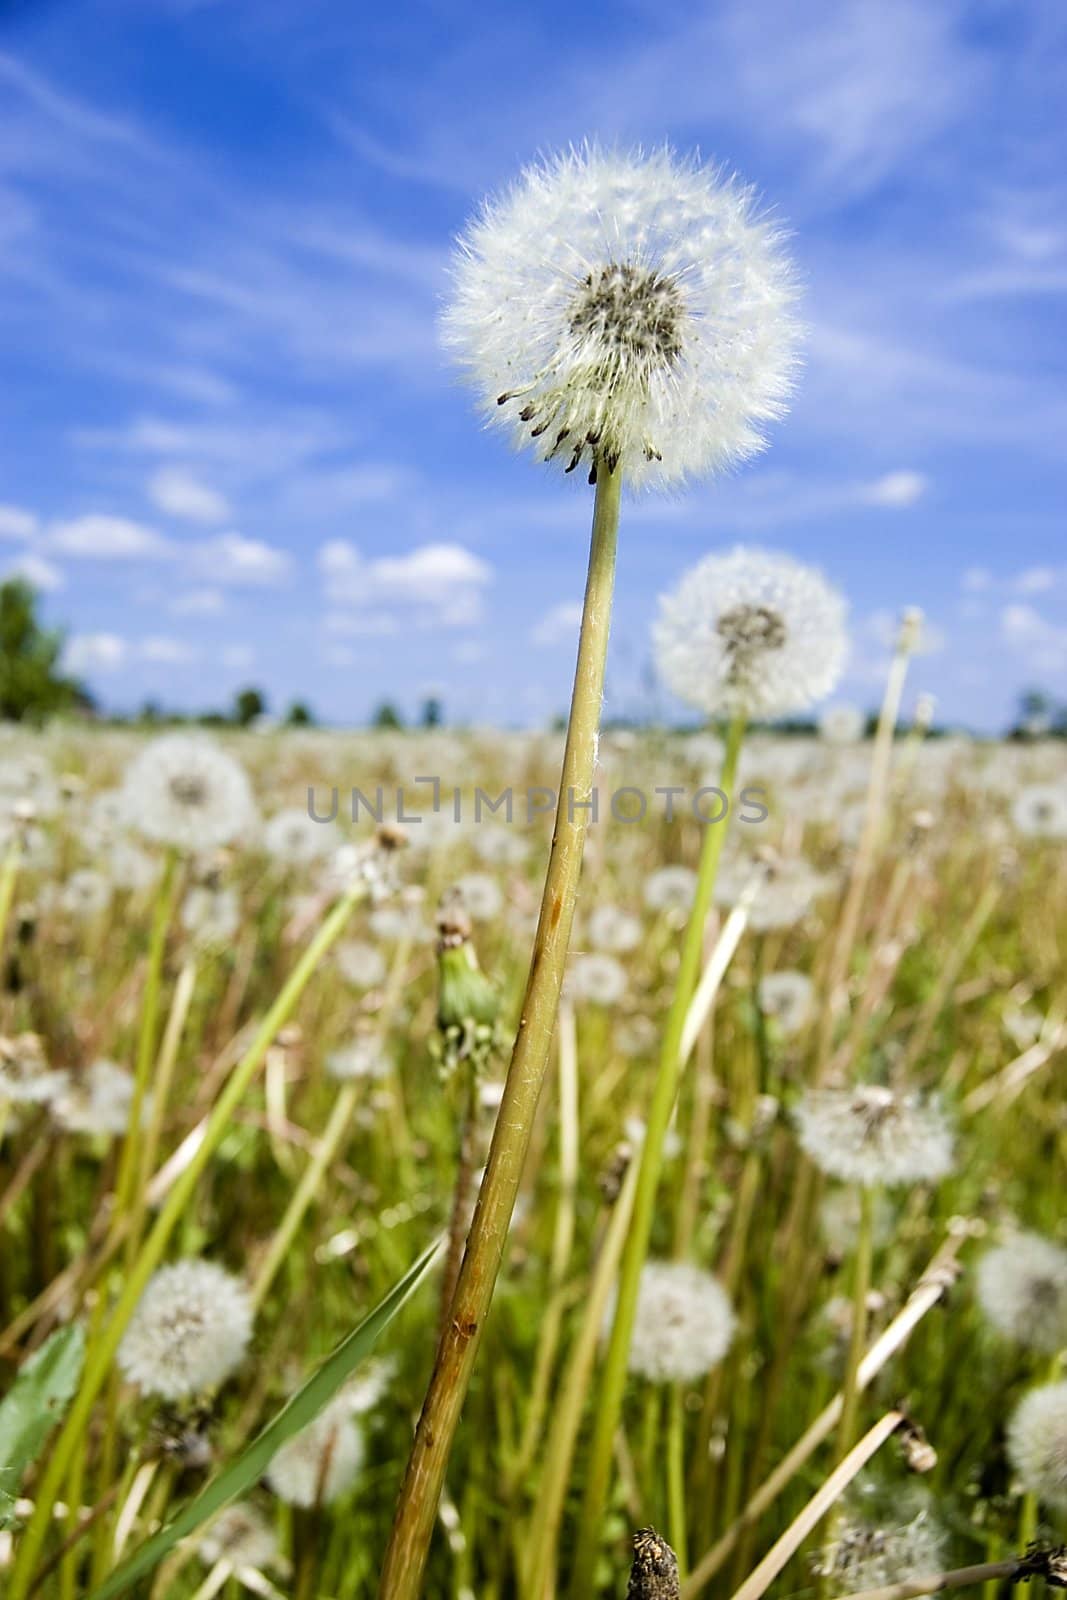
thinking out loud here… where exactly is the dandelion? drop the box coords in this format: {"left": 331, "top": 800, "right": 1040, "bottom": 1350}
{"left": 758, "top": 970, "right": 814, "bottom": 1036}
{"left": 612, "top": 1261, "right": 735, "bottom": 1383}
{"left": 976, "top": 1232, "right": 1067, "bottom": 1353}
{"left": 1012, "top": 783, "right": 1067, "bottom": 840}
{"left": 454, "top": 872, "right": 504, "bottom": 922}
{"left": 198, "top": 1503, "right": 278, "bottom": 1574}
{"left": 643, "top": 865, "right": 697, "bottom": 916}
{"left": 102, "top": 838, "right": 161, "bottom": 893}
{"left": 120, "top": 734, "right": 256, "bottom": 852}
{"left": 794, "top": 1085, "right": 954, "bottom": 1189}
{"left": 819, "top": 704, "right": 866, "bottom": 745}
{"left": 1007, "top": 1382, "right": 1067, "bottom": 1509}
{"left": 263, "top": 805, "right": 337, "bottom": 865}
{"left": 567, "top": 951, "right": 628, "bottom": 1007}
{"left": 444, "top": 144, "right": 799, "bottom": 488}
{"left": 0, "top": 1033, "right": 69, "bottom": 1107}
{"left": 653, "top": 547, "right": 848, "bottom": 719}
{"left": 587, "top": 901, "right": 642, "bottom": 952}
{"left": 814, "top": 1497, "right": 947, "bottom": 1591}
{"left": 53, "top": 1060, "right": 148, "bottom": 1137}
{"left": 265, "top": 1393, "right": 365, "bottom": 1507}
{"left": 117, "top": 1259, "right": 254, "bottom": 1400}
{"left": 716, "top": 854, "right": 829, "bottom": 932}
{"left": 326, "top": 1033, "right": 391, "bottom": 1083}
{"left": 180, "top": 884, "right": 240, "bottom": 948}
{"left": 57, "top": 868, "right": 112, "bottom": 919}
{"left": 335, "top": 939, "right": 387, "bottom": 989}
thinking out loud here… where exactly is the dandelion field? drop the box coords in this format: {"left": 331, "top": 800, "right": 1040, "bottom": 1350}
{"left": 0, "top": 714, "right": 1064, "bottom": 1599}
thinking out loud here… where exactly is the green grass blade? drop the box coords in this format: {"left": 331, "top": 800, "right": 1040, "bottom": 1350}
{"left": 87, "top": 1233, "right": 443, "bottom": 1599}
{"left": 0, "top": 1323, "right": 86, "bottom": 1529}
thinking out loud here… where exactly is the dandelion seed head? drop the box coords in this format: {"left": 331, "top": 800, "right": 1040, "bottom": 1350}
{"left": 566, "top": 951, "right": 628, "bottom": 1007}
{"left": 587, "top": 902, "right": 642, "bottom": 953}
{"left": 654, "top": 547, "right": 848, "bottom": 718}
{"left": 612, "top": 1261, "right": 735, "bottom": 1383}
{"left": 819, "top": 704, "right": 866, "bottom": 745}
{"left": 198, "top": 1503, "right": 277, "bottom": 1573}
{"left": 263, "top": 806, "right": 337, "bottom": 865}
{"left": 121, "top": 735, "right": 256, "bottom": 852}
{"left": 757, "top": 970, "right": 814, "bottom": 1036}
{"left": 444, "top": 145, "right": 800, "bottom": 487}
{"left": 794, "top": 1086, "right": 954, "bottom": 1188}
{"left": 1007, "top": 1382, "right": 1067, "bottom": 1509}
{"left": 977, "top": 1232, "right": 1067, "bottom": 1354}
{"left": 643, "top": 865, "right": 697, "bottom": 916}
{"left": 117, "top": 1259, "right": 254, "bottom": 1400}
{"left": 1012, "top": 783, "right": 1067, "bottom": 840}
{"left": 815, "top": 1498, "right": 947, "bottom": 1592}
{"left": 325, "top": 1033, "right": 391, "bottom": 1082}
{"left": 335, "top": 939, "right": 387, "bottom": 989}
{"left": 0, "top": 1033, "right": 69, "bottom": 1107}
{"left": 54, "top": 1059, "right": 148, "bottom": 1137}
{"left": 181, "top": 885, "right": 240, "bottom": 949}
{"left": 265, "top": 1393, "right": 365, "bottom": 1507}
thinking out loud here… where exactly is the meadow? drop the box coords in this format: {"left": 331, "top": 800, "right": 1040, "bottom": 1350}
{"left": 0, "top": 713, "right": 1064, "bottom": 1598}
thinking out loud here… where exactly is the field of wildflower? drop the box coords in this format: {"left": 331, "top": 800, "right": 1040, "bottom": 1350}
{"left": 0, "top": 710, "right": 1064, "bottom": 1599}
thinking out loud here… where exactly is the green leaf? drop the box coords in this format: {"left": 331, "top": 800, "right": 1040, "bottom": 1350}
{"left": 0, "top": 1323, "right": 86, "bottom": 1529}
{"left": 88, "top": 1233, "right": 443, "bottom": 1599}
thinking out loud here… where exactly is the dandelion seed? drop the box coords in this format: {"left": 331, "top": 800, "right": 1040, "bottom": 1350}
{"left": 120, "top": 734, "right": 256, "bottom": 852}
{"left": 794, "top": 1085, "right": 954, "bottom": 1189}
{"left": 1007, "top": 1382, "right": 1067, "bottom": 1509}
{"left": 117, "top": 1259, "right": 254, "bottom": 1400}
{"left": 444, "top": 144, "right": 799, "bottom": 487}
{"left": 977, "top": 1232, "right": 1067, "bottom": 1354}
{"left": 265, "top": 1393, "right": 365, "bottom": 1507}
{"left": 654, "top": 547, "right": 848, "bottom": 719}
{"left": 198, "top": 1502, "right": 278, "bottom": 1573}
{"left": 611, "top": 1261, "right": 735, "bottom": 1383}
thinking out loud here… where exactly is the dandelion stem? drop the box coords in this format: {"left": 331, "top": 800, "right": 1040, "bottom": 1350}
{"left": 667, "top": 1383, "right": 689, "bottom": 1578}
{"left": 570, "top": 712, "right": 746, "bottom": 1597}
{"left": 377, "top": 460, "right": 622, "bottom": 1600}
{"left": 835, "top": 1184, "right": 875, "bottom": 1462}
{"left": 7, "top": 881, "right": 367, "bottom": 1600}
{"left": 0, "top": 831, "right": 21, "bottom": 958}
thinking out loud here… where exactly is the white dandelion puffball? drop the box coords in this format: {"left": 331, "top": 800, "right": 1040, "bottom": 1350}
{"left": 620, "top": 1261, "right": 735, "bottom": 1383}
{"left": 120, "top": 734, "right": 256, "bottom": 852}
{"left": 181, "top": 885, "right": 240, "bottom": 948}
{"left": 977, "top": 1232, "right": 1067, "bottom": 1354}
{"left": 53, "top": 1060, "right": 147, "bottom": 1137}
{"left": 586, "top": 902, "right": 642, "bottom": 953}
{"left": 567, "top": 952, "right": 628, "bottom": 1007}
{"left": 758, "top": 970, "right": 814, "bottom": 1037}
{"left": 265, "top": 1393, "right": 365, "bottom": 1507}
{"left": 454, "top": 872, "right": 504, "bottom": 922}
{"left": 335, "top": 939, "right": 387, "bottom": 989}
{"left": 794, "top": 1086, "right": 954, "bottom": 1189}
{"left": 118, "top": 1259, "right": 254, "bottom": 1400}
{"left": 198, "top": 1503, "right": 278, "bottom": 1573}
{"left": 444, "top": 145, "right": 799, "bottom": 488}
{"left": 819, "top": 704, "right": 866, "bottom": 745}
{"left": 643, "top": 865, "right": 697, "bottom": 916}
{"left": 818, "top": 1504, "right": 947, "bottom": 1592}
{"left": 0, "top": 1033, "right": 69, "bottom": 1107}
{"left": 1007, "top": 1382, "right": 1067, "bottom": 1509}
{"left": 716, "top": 855, "right": 830, "bottom": 933}
{"left": 654, "top": 547, "right": 848, "bottom": 718}
{"left": 263, "top": 806, "right": 337, "bottom": 865}
{"left": 1011, "top": 783, "right": 1067, "bottom": 840}
{"left": 325, "top": 1034, "right": 391, "bottom": 1083}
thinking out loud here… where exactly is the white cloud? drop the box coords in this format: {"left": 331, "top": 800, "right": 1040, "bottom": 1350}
{"left": 64, "top": 632, "right": 127, "bottom": 673}
{"left": 170, "top": 587, "right": 225, "bottom": 616}
{"left": 531, "top": 600, "right": 584, "bottom": 646}
{"left": 148, "top": 465, "right": 229, "bottom": 524}
{"left": 49, "top": 514, "right": 172, "bottom": 559}
{"left": 190, "top": 532, "right": 291, "bottom": 586}
{"left": 0, "top": 504, "right": 37, "bottom": 540}
{"left": 1013, "top": 566, "right": 1059, "bottom": 595}
{"left": 319, "top": 540, "right": 492, "bottom": 627}
{"left": 962, "top": 567, "right": 992, "bottom": 592}
{"left": 999, "top": 604, "right": 1067, "bottom": 673}
{"left": 221, "top": 644, "right": 255, "bottom": 670}
{"left": 139, "top": 636, "right": 199, "bottom": 665}
{"left": 861, "top": 470, "right": 928, "bottom": 508}
{"left": 5, "top": 553, "right": 64, "bottom": 591}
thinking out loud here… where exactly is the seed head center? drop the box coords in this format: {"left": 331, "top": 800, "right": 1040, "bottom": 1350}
{"left": 717, "top": 603, "right": 789, "bottom": 661}
{"left": 569, "top": 261, "right": 683, "bottom": 369}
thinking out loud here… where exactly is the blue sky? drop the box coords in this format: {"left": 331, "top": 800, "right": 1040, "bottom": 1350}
{"left": 1, "top": 0, "right": 1065, "bottom": 729}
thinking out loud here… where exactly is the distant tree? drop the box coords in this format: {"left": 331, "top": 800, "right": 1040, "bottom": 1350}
{"left": 285, "top": 700, "right": 315, "bottom": 727}
{"left": 232, "top": 686, "right": 267, "bottom": 727}
{"left": 372, "top": 702, "right": 404, "bottom": 730}
{"left": 420, "top": 696, "right": 443, "bottom": 729}
{"left": 0, "top": 578, "right": 86, "bottom": 723}
{"left": 137, "top": 699, "right": 164, "bottom": 725}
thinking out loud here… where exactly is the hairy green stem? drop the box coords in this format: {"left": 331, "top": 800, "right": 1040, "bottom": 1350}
{"left": 570, "top": 712, "right": 745, "bottom": 1595}
{"left": 377, "top": 462, "right": 622, "bottom": 1600}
